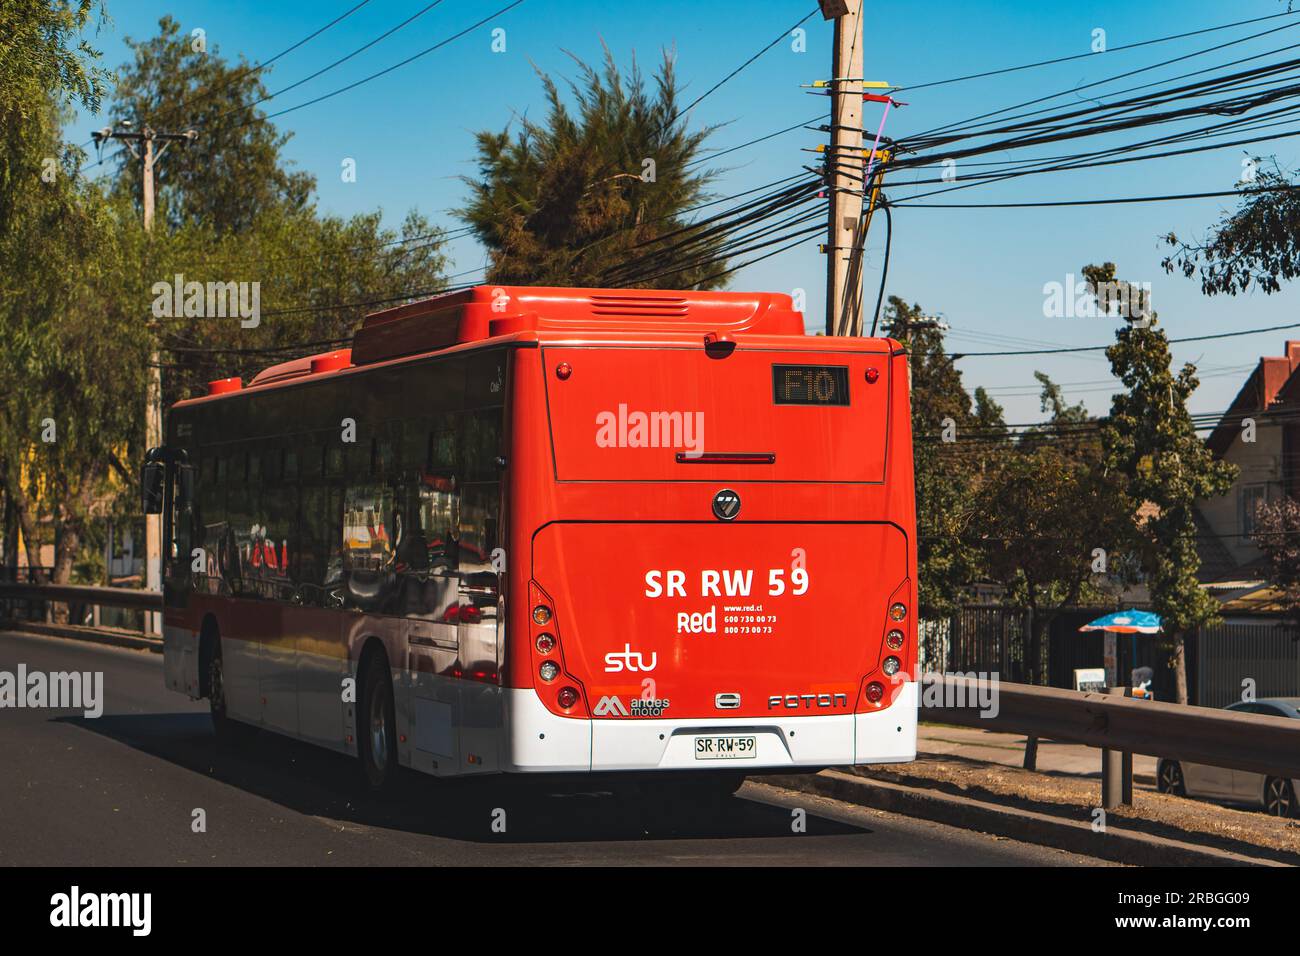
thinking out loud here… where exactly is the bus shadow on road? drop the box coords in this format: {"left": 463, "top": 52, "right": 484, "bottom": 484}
{"left": 64, "top": 712, "right": 868, "bottom": 844}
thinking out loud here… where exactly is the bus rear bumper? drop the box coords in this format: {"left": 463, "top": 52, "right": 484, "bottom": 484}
{"left": 502, "top": 682, "right": 917, "bottom": 772}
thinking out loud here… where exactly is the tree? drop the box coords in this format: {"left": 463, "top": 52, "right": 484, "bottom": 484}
{"left": 0, "top": 0, "right": 107, "bottom": 108}
{"left": 1162, "top": 163, "right": 1300, "bottom": 295}
{"left": 0, "top": 93, "right": 149, "bottom": 601}
{"left": 101, "top": 17, "right": 451, "bottom": 405}
{"left": 153, "top": 206, "right": 450, "bottom": 403}
{"left": 457, "top": 49, "right": 729, "bottom": 288}
{"left": 972, "top": 374, "right": 1126, "bottom": 684}
{"left": 106, "top": 15, "right": 313, "bottom": 233}
{"left": 884, "top": 297, "right": 996, "bottom": 615}
{"left": 3, "top": 10, "right": 452, "bottom": 608}
{"left": 1093, "top": 263, "right": 1238, "bottom": 703}
{"left": 0, "top": 2, "right": 119, "bottom": 589}
{"left": 0, "top": 0, "right": 108, "bottom": 231}
{"left": 1250, "top": 496, "right": 1300, "bottom": 633}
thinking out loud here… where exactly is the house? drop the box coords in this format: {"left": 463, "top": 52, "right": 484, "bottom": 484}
{"left": 1197, "top": 339, "right": 1300, "bottom": 597}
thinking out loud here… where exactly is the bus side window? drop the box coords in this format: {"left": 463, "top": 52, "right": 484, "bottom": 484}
{"left": 205, "top": 452, "right": 232, "bottom": 596}
{"left": 389, "top": 423, "right": 462, "bottom": 621}
{"left": 458, "top": 406, "right": 503, "bottom": 614}
{"left": 299, "top": 463, "right": 343, "bottom": 608}
{"left": 340, "top": 481, "right": 394, "bottom": 612}
{"left": 225, "top": 449, "right": 258, "bottom": 597}
{"left": 261, "top": 477, "right": 296, "bottom": 602}
{"left": 462, "top": 407, "right": 502, "bottom": 482}
{"left": 415, "top": 478, "right": 459, "bottom": 574}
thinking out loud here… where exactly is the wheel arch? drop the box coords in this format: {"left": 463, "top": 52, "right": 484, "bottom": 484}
{"left": 356, "top": 634, "right": 391, "bottom": 676}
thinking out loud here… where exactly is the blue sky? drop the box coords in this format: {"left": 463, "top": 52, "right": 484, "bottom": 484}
{"left": 66, "top": 0, "right": 1300, "bottom": 424}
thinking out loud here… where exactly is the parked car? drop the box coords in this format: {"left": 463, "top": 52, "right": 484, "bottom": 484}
{"left": 1156, "top": 698, "right": 1300, "bottom": 818}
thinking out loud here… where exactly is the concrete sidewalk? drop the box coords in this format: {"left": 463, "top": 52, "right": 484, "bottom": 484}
{"left": 919, "top": 722, "right": 1159, "bottom": 784}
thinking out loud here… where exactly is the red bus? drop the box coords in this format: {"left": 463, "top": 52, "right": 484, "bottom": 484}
{"left": 143, "top": 285, "right": 918, "bottom": 796}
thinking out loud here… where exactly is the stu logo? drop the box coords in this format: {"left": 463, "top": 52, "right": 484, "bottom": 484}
{"left": 603, "top": 643, "right": 658, "bottom": 673}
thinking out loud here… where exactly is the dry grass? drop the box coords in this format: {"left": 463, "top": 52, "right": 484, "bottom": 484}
{"left": 856, "top": 754, "right": 1300, "bottom": 863}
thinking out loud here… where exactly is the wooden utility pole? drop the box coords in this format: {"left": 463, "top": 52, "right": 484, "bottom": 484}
{"left": 92, "top": 123, "right": 195, "bottom": 634}
{"left": 821, "top": 0, "right": 865, "bottom": 337}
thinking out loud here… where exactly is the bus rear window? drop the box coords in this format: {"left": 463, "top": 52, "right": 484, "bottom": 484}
{"left": 542, "top": 346, "right": 890, "bottom": 482}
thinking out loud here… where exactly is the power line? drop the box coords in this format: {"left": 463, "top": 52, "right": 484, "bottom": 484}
{"left": 76, "top": 1, "right": 378, "bottom": 174}
{"left": 74, "top": 0, "right": 375, "bottom": 153}
{"left": 868, "top": 202, "right": 891, "bottom": 337}
{"left": 165, "top": 0, "right": 378, "bottom": 127}
{"left": 906, "top": 17, "right": 1300, "bottom": 144}
{"left": 684, "top": 114, "right": 823, "bottom": 168}
{"left": 895, "top": 9, "right": 1300, "bottom": 93}
{"left": 947, "top": 317, "right": 1300, "bottom": 356}
{"left": 211, "top": 0, "right": 450, "bottom": 128}
{"left": 258, "top": 1, "right": 526, "bottom": 124}
{"left": 891, "top": 182, "right": 1300, "bottom": 210}
{"left": 670, "top": 8, "right": 820, "bottom": 126}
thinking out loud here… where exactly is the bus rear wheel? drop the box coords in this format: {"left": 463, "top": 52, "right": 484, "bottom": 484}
{"left": 358, "top": 652, "right": 398, "bottom": 792}
{"left": 207, "top": 638, "right": 245, "bottom": 744}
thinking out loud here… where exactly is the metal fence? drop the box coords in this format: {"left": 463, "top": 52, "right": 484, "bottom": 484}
{"left": 922, "top": 605, "right": 1300, "bottom": 706}
{"left": 1196, "top": 617, "right": 1300, "bottom": 709}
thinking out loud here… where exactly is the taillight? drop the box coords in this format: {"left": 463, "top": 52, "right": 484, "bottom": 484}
{"left": 886, "top": 629, "right": 904, "bottom": 649}
{"left": 883, "top": 656, "right": 901, "bottom": 676}
{"left": 889, "top": 602, "right": 907, "bottom": 622}
{"left": 866, "top": 682, "right": 885, "bottom": 703}
{"left": 529, "top": 581, "right": 588, "bottom": 717}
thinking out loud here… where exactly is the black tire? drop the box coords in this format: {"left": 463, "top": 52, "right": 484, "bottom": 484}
{"left": 1157, "top": 759, "right": 1186, "bottom": 796}
{"left": 1264, "top": 777, "right": 1298, "bottom": 818}
{"left": 358, "top": 651, "right": 398, "bottom": 792}
{"left": 207, "top": 637, "right": 247, "bottom": 744}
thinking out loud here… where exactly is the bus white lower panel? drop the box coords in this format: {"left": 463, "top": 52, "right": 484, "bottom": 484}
{"left": 502, "top": 688, "right": 592, "bottom": 771}
{"left": 162, "top": 625, "right": 200, "bottom": 699}
{"left": 854, "top": 681, "right": 918, "bottom": 765}
{"left": 502, "top": 682, "right": 919, "bottom": 772}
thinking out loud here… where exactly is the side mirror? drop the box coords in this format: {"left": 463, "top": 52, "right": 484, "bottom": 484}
{"left": 141, "top": 462, "right": 165, "bottom": 515}
{"left": 177, "top": 464, "right": 195, "bottom": 509}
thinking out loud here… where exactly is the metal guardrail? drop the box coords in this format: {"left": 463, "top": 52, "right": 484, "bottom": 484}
{"left": 0, "top": 582, "right": 162, "bottom": 611}
{"left": 926, "top": 674, "right": 1300, "bottom": 783}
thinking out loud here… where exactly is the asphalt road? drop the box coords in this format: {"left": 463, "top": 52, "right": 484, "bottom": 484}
{"left": 0, "top": 629, "right": 1107, "bottom": 866}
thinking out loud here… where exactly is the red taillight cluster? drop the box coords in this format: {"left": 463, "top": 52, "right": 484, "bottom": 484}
{"left": 528, "top": 582, "right": 588, "bottom": 717}
{"left": 858, "top": 580, "right": 913, "bottom": 712}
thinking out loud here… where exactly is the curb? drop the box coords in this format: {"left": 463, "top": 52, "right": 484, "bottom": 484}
{"left": 1, "top": 620, "right": 162, "bottom": 653}
{"left": 754, "top": 769, "right": 1292, "bottom": 867}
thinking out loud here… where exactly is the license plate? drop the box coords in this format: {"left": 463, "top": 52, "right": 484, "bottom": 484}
{"left": 694, "top": 735, "right": 757, "bottom": 760}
